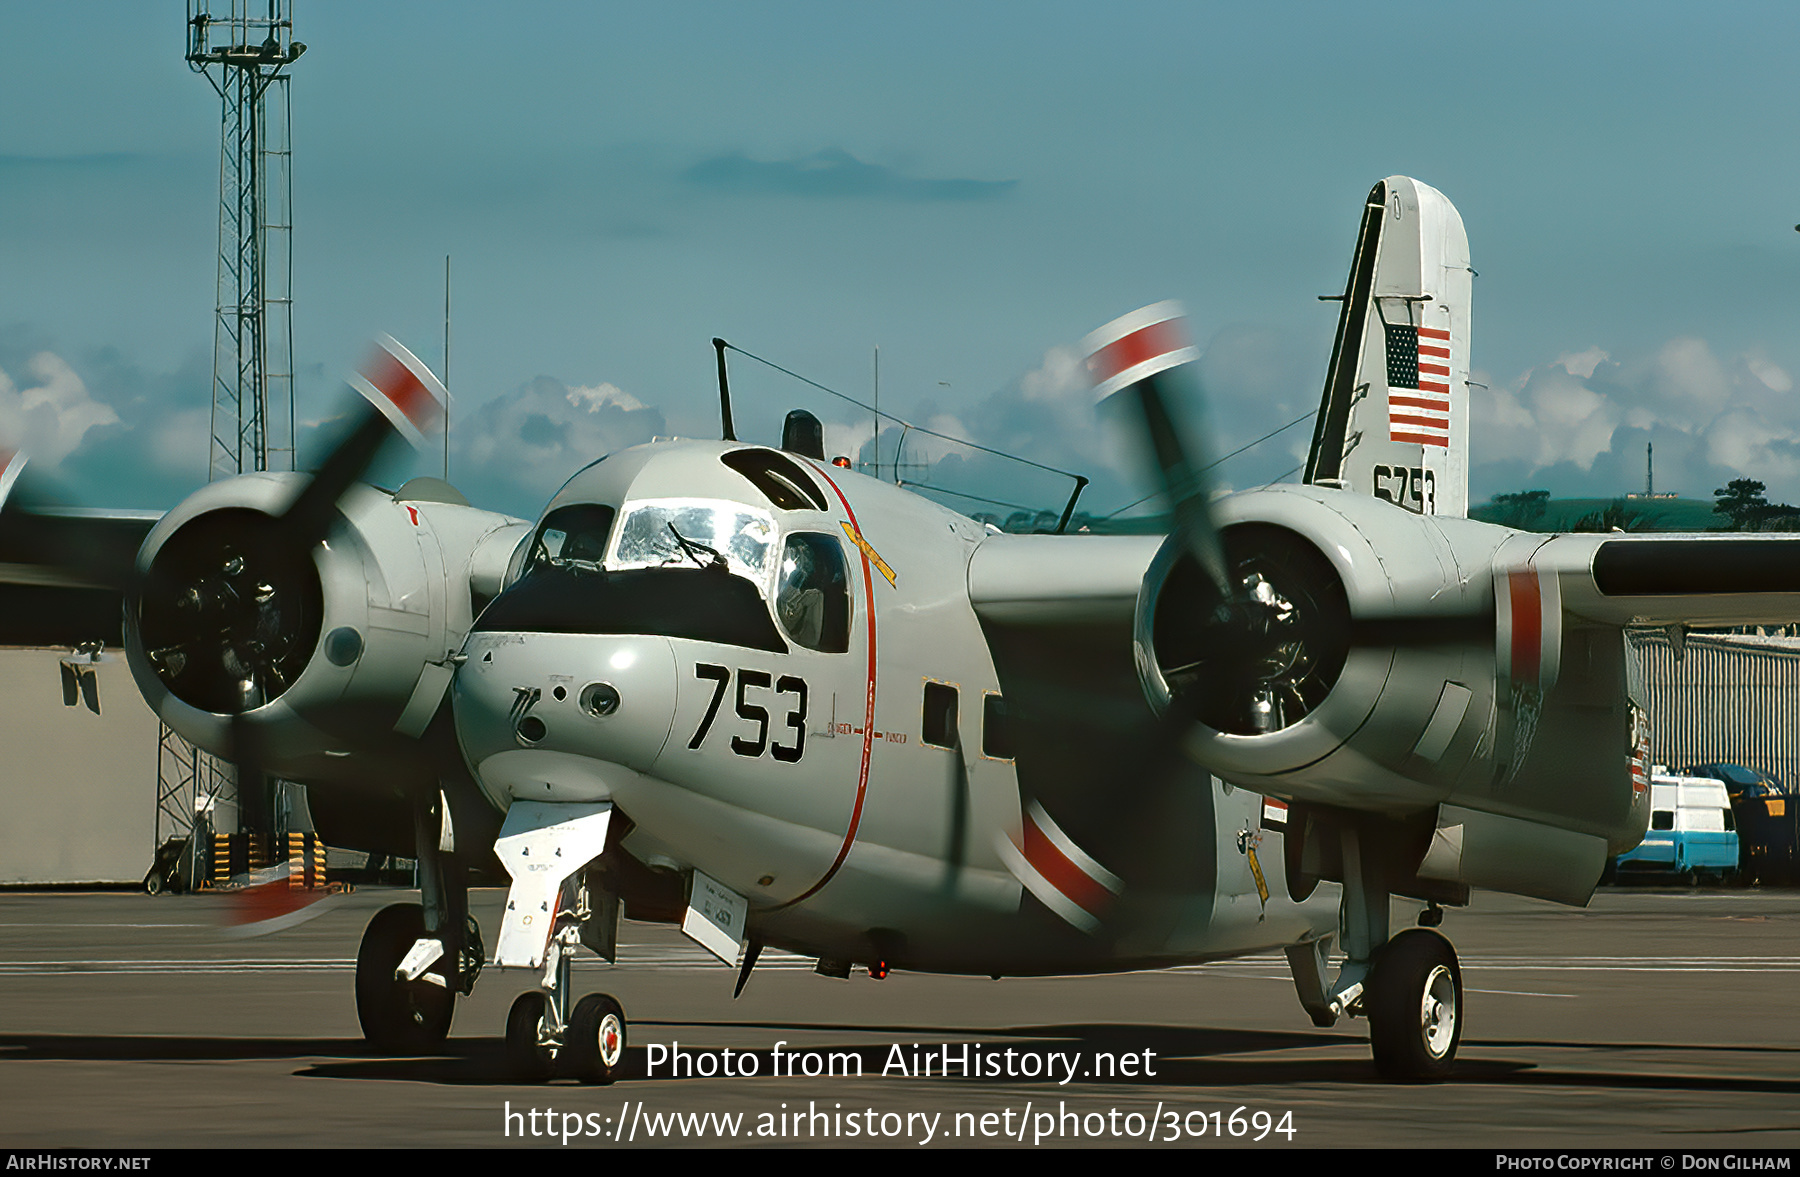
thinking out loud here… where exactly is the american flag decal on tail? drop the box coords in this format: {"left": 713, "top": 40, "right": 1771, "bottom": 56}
{"left": 1386, "top": 323, "right": 1452, "bottom": 447}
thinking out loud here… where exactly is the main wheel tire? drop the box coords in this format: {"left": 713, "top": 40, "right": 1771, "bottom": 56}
{"left": 505, "top": 991, "right": 558, "bottom": 1082}
{"left": 1367, "top": 927, "right": 1461, "bottom": 1083}
{"left": 566, "top": 993, "right": 627, "bottom": 1085}
{"left": 355, "top": 903, "right": 454, "bottom": 1054}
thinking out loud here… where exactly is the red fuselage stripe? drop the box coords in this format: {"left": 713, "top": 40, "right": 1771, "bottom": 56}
{"left": 780, "top": 463, "right": 878, "bottom": 908}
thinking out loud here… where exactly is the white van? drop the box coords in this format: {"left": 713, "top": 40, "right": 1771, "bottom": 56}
{"left": 1614, "top": 771, "right": 1740, "bottom": 882}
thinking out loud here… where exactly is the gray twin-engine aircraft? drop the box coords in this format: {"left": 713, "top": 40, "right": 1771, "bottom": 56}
{"left": 14, "top": 176, "right": 1798, "bottom": 1084}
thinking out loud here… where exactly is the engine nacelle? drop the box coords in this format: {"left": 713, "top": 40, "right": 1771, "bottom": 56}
{"left": 1134, "top": 485, "right": 1648, "bottom": 902}
{"left": 125, "top": 473, "right": 529, "bottom": 790}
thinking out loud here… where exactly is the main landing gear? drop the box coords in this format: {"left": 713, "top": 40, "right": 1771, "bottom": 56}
{"left": 355, "top": 903, "right": 454, "bottom": 1052}
{"left": 1284, "top": 819, "right": 1464, "bottom": 1083}
{"left": 1366, "top": 927, "right": 1461, "bottom": 1080}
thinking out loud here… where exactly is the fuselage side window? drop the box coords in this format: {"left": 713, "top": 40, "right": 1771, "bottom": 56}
{"left": 922, "top": 680, "right": 959, "bottom": 750}
{"left": 981, "top": 692, "right": 1014, "bottom": 761}
{"left": 775, "top": 533, "right": 851, "bottom": 653}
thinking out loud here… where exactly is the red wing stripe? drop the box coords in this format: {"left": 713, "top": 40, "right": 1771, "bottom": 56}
{"left": 1418, "top": 380, "right": 1452, "bottom": 393}
{"left": 1389, "top": 396, "right": 1449, "bottom": 410}
{"left": 1418, "top": 326, "right": 1450, "bottom": 340}
{"left": 1418, "top": 363, "right": 1451, "bottom": 376}
{"left": 1509, "top": 568, "right": 1543, "bottom": 685}
{"left": 1390, "top": 414, "right": 1450, "bottom": 428}
{"left": 1391, "top": 432, "right": 1449, "bottom": 446}
{"left": 1419, "top": 345, "right": 1451, "bottom": 359}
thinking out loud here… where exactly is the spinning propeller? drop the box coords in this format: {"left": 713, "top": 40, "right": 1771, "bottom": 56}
{"left": 1085, "top": 303, "right": 1349, "bottom": 737}
{"left": 0, "top": 337, "right": 446, "bottom": 900}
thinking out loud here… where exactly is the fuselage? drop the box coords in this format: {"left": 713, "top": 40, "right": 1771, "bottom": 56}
{"left": 452, "top": 439, "right": 1336, "bottom": 974}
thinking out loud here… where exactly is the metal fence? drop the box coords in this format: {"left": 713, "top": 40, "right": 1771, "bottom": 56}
{"left": 1629, "top": 630, "right": 1800, "bottom": 787}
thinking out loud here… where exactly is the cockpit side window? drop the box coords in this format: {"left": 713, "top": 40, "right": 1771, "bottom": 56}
{"left": 524, "top": 504, "right": 617, "bottom": 576}
{"left": 775, "top": 533, "right": 851, "bottom": 652}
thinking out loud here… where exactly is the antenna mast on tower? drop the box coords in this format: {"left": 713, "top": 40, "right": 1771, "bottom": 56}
{"left": 186, "top": 1, "right": 305, "bottom": 480}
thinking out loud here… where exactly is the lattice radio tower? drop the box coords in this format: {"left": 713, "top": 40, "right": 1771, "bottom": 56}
{"left": 155, "top": 4, "right": 307, "bottom": 878}
{"left": 186, "top": 1, "right": 304, "bottom": 481}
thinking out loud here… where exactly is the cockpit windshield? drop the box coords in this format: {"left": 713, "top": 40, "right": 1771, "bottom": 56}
{"left": 475, "top": 498, "right": 789, "bottom": 652}
{"left": 611, "top": 499, "right": 775, "bottom": 583}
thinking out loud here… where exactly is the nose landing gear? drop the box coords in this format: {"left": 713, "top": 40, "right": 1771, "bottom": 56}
{"left": 501, "top": 905, "right": 628, "bottom": 1084}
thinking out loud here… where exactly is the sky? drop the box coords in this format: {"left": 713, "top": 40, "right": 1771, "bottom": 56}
{"left": 5, "top": 2, "right": 1800, "bottom": 522}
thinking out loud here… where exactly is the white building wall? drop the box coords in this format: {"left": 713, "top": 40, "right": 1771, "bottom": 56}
{"left": 0, "top": 648, "right": 160, "bottom": 884}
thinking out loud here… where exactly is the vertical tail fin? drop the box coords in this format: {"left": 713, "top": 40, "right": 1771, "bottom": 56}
{"left": 1304, "top": 176, "right": 1472, "bottom": 517}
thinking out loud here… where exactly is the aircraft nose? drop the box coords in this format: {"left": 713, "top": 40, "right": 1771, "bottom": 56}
{"left": 454, "top": 632, "right": 678, "bottom": 805}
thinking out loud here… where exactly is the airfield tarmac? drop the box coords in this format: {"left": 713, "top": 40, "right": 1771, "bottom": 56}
{"left": 0, "top": 886, "right": 1794, "bottom": 1150}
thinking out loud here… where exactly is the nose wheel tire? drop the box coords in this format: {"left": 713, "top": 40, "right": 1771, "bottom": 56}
{"left": 566, "top": 993, "right": 627, "bottom": 1085}
{"left": 1367, "top": 927, "right": 1461, "bottom": 1083}
{"left": 505, "top": 991, "right": 560, "bottom": 1082}
{"left": 355, "top": 903, "right": 454, "bottom": 1054}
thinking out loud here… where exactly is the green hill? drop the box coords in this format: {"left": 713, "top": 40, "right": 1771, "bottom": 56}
{"left": 1469, "top": 496, "right": 1719, "bottom": 532}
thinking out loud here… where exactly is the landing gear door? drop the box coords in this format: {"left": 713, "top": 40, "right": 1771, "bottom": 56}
{"left": 493, "top": 800, "right": 613, "bottom": 969}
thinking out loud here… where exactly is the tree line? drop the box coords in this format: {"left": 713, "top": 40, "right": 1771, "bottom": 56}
{"left": 1485, "top": 479, "right": 1800, "bottom": 533}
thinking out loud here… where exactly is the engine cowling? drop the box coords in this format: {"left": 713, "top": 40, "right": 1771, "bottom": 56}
{"left": 1134, "top": 484, "right": 1511, "bottom": 809}
{"left": 1134, "top": 485, "right": 1652, "bottom": 904}
{"left": 125, "top": 473, "right": 529, "bottom": 789}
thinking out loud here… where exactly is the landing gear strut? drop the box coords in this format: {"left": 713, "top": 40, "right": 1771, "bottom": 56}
{"left": 355, "top": 791, "right": 482, "bottom": 1055}
{"left": 491, "top": 800, "right": 628, "bottom": 1083}
{"left": 1283, "top": 815, "right": 1465, "bottom": 1082}
{"left": 502, "top": 880, "right": 627, "bottom": 1084}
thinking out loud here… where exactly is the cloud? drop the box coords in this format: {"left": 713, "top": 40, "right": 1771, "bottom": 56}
{"left": 1470, "top": 336, "right": 1800, "bottom": 504}
{"left": 683, "top": 148, "right": 1016, "bottom": 202}
{"left": 809, "top": 321, "right": 1324, "bottom": 524}
{"left": 448, "top": 375, "right": 665, "bottom": 514}
{"left": 0, "top": 351, "right": 119, "bottom": 473}
{"left": 0, "top": 333, "right": 219, "bottom": 508}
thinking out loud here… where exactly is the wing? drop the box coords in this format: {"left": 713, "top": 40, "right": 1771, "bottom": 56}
{"left": 0, "top": 508, "right": 158, "bottom": 646}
